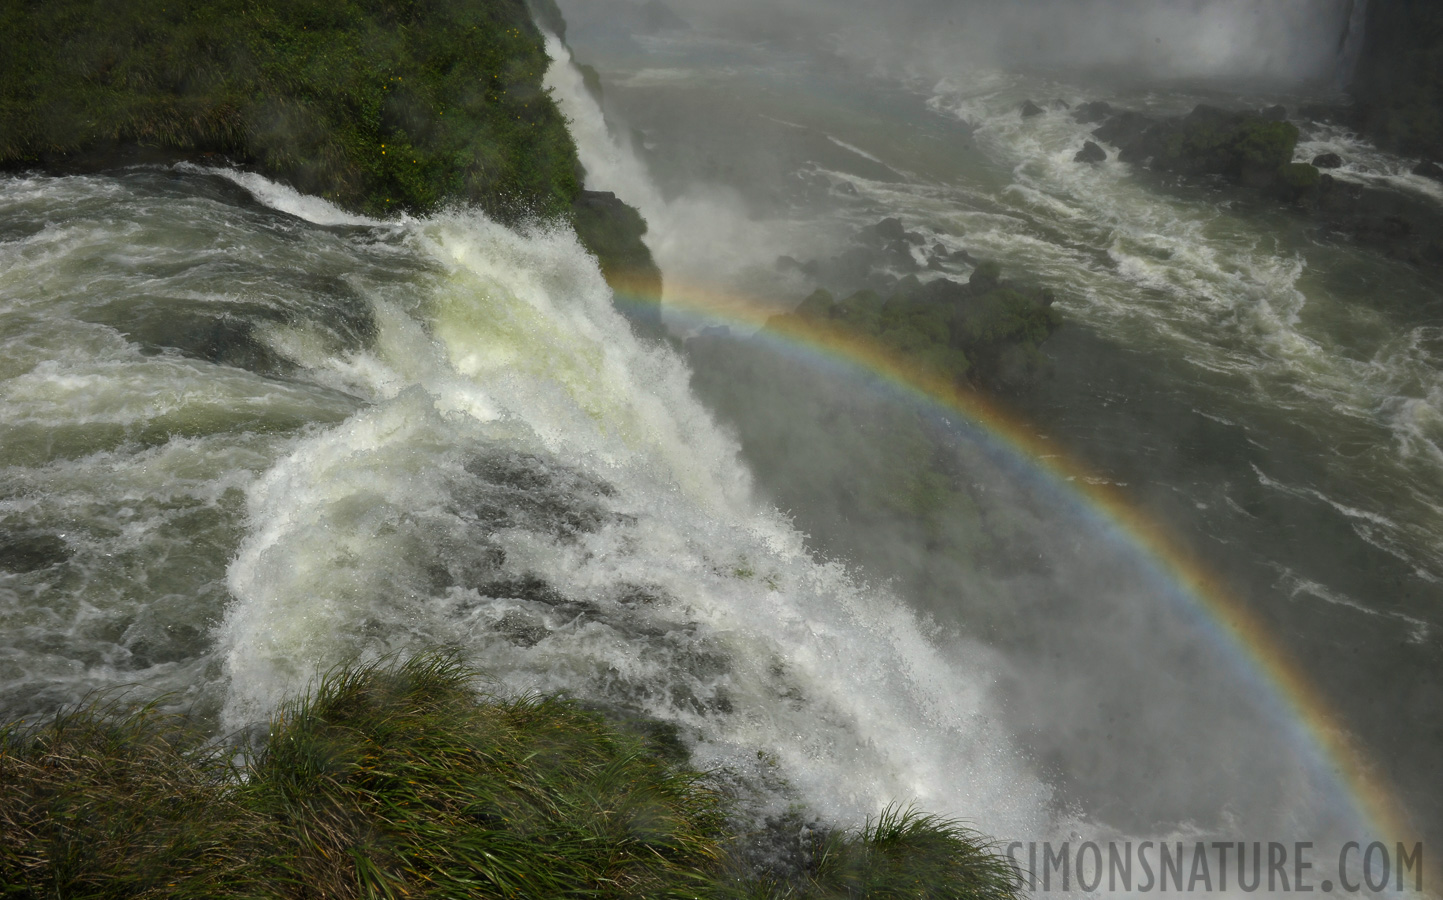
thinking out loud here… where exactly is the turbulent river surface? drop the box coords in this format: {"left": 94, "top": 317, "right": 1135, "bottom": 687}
{"left": 2, "top": 9, "right": 1441, "bottom": 899}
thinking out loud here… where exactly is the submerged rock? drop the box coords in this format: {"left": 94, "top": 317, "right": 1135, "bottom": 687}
{"left": 1020, "top": 99, "right": 1046, "bottom": 118}
{"left": 1313, "top": 152, "right": 1344, "bottom": 169}
{"left": 0, "top": 533, "right": 70, "bottom": 574}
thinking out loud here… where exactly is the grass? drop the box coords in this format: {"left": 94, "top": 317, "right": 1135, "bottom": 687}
{"left": 0, "top": 0, "right": 581, "bottom": 219}
{"left": 0, "top": 654, "right": 1023, "bottom": 900}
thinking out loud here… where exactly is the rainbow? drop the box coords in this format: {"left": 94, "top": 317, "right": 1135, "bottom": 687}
{"left": 610, "top": 276, "right": 1428, "bottom": 885}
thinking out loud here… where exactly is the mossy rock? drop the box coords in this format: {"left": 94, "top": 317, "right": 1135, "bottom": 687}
{"left": 1275, "top": 162, "right": 1322, "bottom": 201}
{"left": 570, "top": 190, "right": 664, "bottom": 335}
{"left": 1158, "top": 106, "right": 1299, "bottom": 182}
{"left": 0, "top": 0, "right": 582, "bottom": 220}
{"left": 768, "top": 261, "right": 1060, "bottom": 389}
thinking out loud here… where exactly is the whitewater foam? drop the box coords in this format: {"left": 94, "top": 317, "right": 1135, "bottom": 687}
{"left": 210, "top": 201, "right": 1051, "bottom": 838}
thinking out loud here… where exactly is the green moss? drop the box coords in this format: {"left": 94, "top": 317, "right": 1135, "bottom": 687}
{"left": 0, "top": 0, "right": 581, "bottom": 220}
{"left": 0, "top": 654, "right": 1022, "bottom": 900}
{"left": 1158, "top": 108, "right": 1298, "bottom": 179}
{"left": 770, "top": 263, "right": 1059, "bottom": 390}
{"left": 1277, "top": 162, "right": 1321, "bottom": 190}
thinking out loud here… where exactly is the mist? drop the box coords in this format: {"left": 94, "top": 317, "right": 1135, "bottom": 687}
{"left": 579, "top": 0, "right": 1362, "bottom": 87}
{"left": 547, "top": 0, "right": 1443, "bottom": 870}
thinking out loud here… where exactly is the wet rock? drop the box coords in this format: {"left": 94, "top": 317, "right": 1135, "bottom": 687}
{"left": 968, "top": 259, "right": 1002, "bottom": 291}
{"left": 884, "top": 239, "right": 920, "bottom": 271}
{"left": 1259, "top": 104, "right": 1289, "bottom": 121}
{"left": 1092, "top": 111, "right": 1162, "bottom": 161}
{"left": 1146, "top": 105, "right": 1299, "bottom": 185}
{"left": 571, "top": 190, "right": 663, "bottom": 337}
{"left": 864, "top": 217, "right": 905, "bottom": 243}
{"left": 0, "top": 533, "right": 70, "bottom": 573}
{"left": 1073, "top": 101, "right": 1115, "bottom": 124}
{"left": 1074, "top": 140, "right": 1108, "bottom": 164}
{"left": 1020, "top": 99, "right": 1046, "bottom": 118}
{"left": 1313, "top": 152, "right": 1344, "bottom": 168}
{"left": 1413, "top": 160, "right": 1443, "bottom": 181}
{"left": 860, "top": 217, "right": 924, "bottom": 247}
{"left": 1274, "top": 162, "right": 1322, "bottom": 202}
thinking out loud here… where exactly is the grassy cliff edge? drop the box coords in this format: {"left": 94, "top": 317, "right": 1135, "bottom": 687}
{"left": 0, "top": 655, "right": 1022, "bottom": 899}
{"left": 0, "top": 0, "right": 659, "bottom": 297}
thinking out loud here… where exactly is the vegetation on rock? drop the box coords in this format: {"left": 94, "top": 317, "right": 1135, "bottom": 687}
{"left": 0, "top": 0, "right": 581, "bottom": 220}
{"left": 768, "top": 263, "right": 1061, "bottom": 391}
{"left": 0, "top": 0, "right": 665, "bottom": 310}
{"left": 1156, "top": 107, "right": 1299, "bottom": 184}
{"left": 0, "top": 655, "right": 1023, "bottom": 900}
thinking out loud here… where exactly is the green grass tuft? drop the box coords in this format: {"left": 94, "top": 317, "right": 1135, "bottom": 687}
{"left": 0, "top": 654, "right": 1022, "bottom": 899}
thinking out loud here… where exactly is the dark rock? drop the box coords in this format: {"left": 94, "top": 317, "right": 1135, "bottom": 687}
{"left": 1073, "top": 101, "right": 1115, "bottom": 124}
{"left": 1309, "top": 170, "right": 1443, "bottom": 266}
{"left": 1313, "top": 152, "right": 1344, "bottom": 168}
{"left": 0, "top": 533, "right": 70, "bottom": 573}
{"left": 1074, "top": 141, "right": 1108, "bottom": 164}
{"left": 864, "top": 217, "right": 907, "bottom": 243}
{"left": 1413, "top": 160, "right": 1443, "bottom": 181}
{"left": 1260, "top": 105, "right": 1289, "bottom": 121}
{"left": 860, "top": 217, "right": 924, "bottom": 247}
{"left": 1274, "top": 163, "right": 1322, "bottom": 202}
{"left": 885, "top": 239, "right": 920, "bottom": 271}
{"left": 775, "top": 255, "right": 805, "bottom": 273}
{"left": 1092, "top": 111, "right": 1163, "bottom": 162}
{"left": 1020, "top": 100, "right": 1046, "bottom": 118}
{"left": 571, "top": 190, "right": 664, "bottom": 336}
{"left": 1050, "top": 98, "right": 1071, "bottom": 110}
{"left": 1350, "top": 1, "right": 1443, "bottom": 157}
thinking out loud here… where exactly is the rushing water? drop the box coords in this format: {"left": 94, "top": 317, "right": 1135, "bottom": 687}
{"left": 0, "top": 163, "right": 1058, "bottom": 844}
{"left": 545, "top": 14, "right": 1443, "bottom": 890}
{"left": 1, "top": 10, "right": 1440, "bottom": 898}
